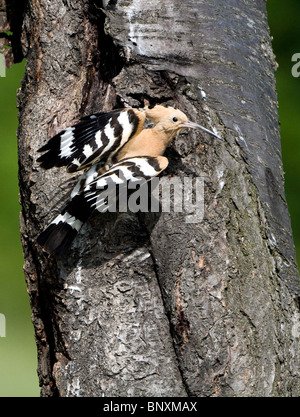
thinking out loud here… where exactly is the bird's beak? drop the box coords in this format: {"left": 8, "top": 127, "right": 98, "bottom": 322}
{"left": 182, "top": 121, "right": 223, "bottom": 141}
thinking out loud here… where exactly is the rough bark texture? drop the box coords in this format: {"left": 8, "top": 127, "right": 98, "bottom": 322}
{"left": 4, "top": 0, "right": 300, "bottom": 396}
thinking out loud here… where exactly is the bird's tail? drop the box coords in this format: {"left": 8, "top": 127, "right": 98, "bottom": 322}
{"left": 37, "top": 194, "right": 92, "bottom": 256}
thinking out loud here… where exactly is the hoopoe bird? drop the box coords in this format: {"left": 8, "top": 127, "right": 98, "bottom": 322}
{"left": 37, "top": 105, "right": 222, "bottom": 255}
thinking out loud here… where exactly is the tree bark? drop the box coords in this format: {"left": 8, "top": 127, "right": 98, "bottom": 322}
{"left": 6, "top": 0, "right": 300, "bottom": 396}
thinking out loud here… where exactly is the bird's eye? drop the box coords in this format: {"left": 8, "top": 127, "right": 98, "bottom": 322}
{"left": 172, "top": 117, "right": 178, "bottom": 122}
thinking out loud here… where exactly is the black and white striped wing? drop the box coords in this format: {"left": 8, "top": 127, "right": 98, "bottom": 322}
{"left": 37, "top": 156, "right": 168, "bottom": 256}
{"left": 83, "top": 155, "right": 169, "bottom": 213}
{"left": 37, "top": 108, "right": 142, "bottom": 172}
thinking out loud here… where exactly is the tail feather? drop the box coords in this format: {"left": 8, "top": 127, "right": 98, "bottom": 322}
{"left": 37, "top": 222, "right": 78, "bottom": 256}
{"left": 37, "top": 194, "right": 93, "bottom": 256}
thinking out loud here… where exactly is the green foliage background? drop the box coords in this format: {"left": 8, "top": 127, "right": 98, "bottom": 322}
{"left": 0, "top": 2, "right": 299, "bottom": 397}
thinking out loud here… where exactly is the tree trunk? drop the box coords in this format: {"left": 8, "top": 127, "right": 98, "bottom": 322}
{"left": 6, "top": 0, "right": 300, "bottom": 396}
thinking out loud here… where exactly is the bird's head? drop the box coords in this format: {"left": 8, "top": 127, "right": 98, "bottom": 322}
{"left": 145, "top": 105, "right": 222, "bottom": 141}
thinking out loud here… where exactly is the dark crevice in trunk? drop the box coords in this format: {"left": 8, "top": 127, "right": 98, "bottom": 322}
{"left": 88, "top": 1, "right": 125, "bottom": 84}
{"left": 30, "top": 248, "right": 61, "bottom": 397}
{"left": 4, "top": 0, "right": 28, "bottom": 62}
{"left": 147, "top": 248, "right": 191, "bottom": 396}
